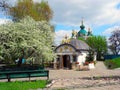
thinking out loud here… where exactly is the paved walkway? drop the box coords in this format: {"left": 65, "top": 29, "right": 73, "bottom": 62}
{"left": 49, "top": 61, "right": 120, "bottom": 80}
{"left": 48, "top": 61, "right": 120, "bottom": 90}
{"left": 66, "top": 84, "right": 120, "bottom": 90}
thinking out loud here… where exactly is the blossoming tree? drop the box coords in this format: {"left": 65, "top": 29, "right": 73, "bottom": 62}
{"left": 0, "top": 16, "right": 55, "bottom": 65}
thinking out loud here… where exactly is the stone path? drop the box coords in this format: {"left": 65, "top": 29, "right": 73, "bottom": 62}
{"left": 49, "top": 62, "right": 120, "bottom": 80}
{"left": 68, "top": 84, "right": 120, "bottom": 90}
{"left": 47, "top": 61, "right": 120, "bottom": 90}
{"left": 48, "top": 77, "right": 120, "bottom": 90}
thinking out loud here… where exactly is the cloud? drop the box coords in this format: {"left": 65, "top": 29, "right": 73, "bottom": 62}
{"left": 2, "top": 0, "right": 120, "bottom": 26}
{"left": 46, "top": 0, "right": 120, "bottom": 26}
{"left": 1, "top": 0, "right": 120, "bottom": 26}
{"left": 1, "top": 0, "right": 120, "bottom": 45}
{"left": 55, "top": 30, "right": 72, "bottom": 45}
{"left": 103, "top": 26, "right": 120, "bottom": 36}
{"left": 48, "top": 0, "right": 120, "bottom": 44}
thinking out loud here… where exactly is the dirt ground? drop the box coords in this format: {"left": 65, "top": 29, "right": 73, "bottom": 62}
{"left": 48, "top": 61, "right": 120, "bottom": 90}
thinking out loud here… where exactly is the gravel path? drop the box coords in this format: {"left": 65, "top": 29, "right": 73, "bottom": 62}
{"left": 48, "top": 61, "right": 120, "bottom": 90}
{"left": 49, "top": 62, "right": 120, "bottom": 80}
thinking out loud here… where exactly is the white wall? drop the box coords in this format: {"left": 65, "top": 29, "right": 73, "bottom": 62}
{"left": 77, "top": 52, "right": 87, "bottom": 65}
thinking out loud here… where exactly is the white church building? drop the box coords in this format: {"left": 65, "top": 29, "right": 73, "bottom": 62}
{"left": 54, "top": 20, "right": 96, "bottom": 69}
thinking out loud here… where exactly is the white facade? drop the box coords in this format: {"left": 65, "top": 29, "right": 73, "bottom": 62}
{"left": 77, "top": 52, "right": 87, "bottom": 65}
{"left": 54, "top": 44, "right": 93, "bottom": 69}
{"left": 54, "top": 37, "right": 97, "bottom": 69}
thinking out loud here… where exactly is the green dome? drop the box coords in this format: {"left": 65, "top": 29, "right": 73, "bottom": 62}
{"left": 77, "top": 20, "right": 87, "bottom": 36}
{"left": 78, "top": 25, "right": 87, "bottom": 35}
{"left": 80, "top": 25, "right": 85, "bottom": 29}
{"left": 78, "top": 29, "right": 87, "bottom": 35}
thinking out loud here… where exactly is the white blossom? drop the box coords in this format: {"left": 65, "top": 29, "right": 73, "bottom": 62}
{"left": 0, "top": 16, "right": 55, "bottom": 64}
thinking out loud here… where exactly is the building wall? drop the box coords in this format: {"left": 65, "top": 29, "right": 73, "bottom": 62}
{"left": 77, "top": 52, "right": 87, "bottom": 65}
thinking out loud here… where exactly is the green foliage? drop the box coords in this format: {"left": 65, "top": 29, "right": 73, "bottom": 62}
{"left": 8, "top": 0, "right": 53, "bottom": 21}
{"left": 0, "top": 80, "right": 47, "bottom": 90}
{"left": 0, "top": 16, "right": 55, "bottom": 64}
{"left": 86, "top": 36, "right": 107, "bottom": 60}
{"left": 104, "top": 57, "right": 120, "bottom": 69}
{"left": 77, "top": 37, "right": 85, "bottom": 41}
{"left": 86, "top": 49, "right": 94, "bottom": 63}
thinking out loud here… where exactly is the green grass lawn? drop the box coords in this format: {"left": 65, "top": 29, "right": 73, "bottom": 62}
{"left": 104, "top": 57, "right": 120, "bottom": 69}
{"left": 0, "top": 80, "right": 47, "bottom": 90}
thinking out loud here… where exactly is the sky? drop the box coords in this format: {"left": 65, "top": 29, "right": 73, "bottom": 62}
{"left": 0, "top": 0, "right": 120, "bottom": 45}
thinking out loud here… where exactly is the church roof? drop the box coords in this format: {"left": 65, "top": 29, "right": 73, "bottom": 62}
{"left": 69, "top": 39, "right": 90, "bottom": 50}
{"left": 80, "top": 24, "right": 85, "bottom": 29}
{"left": 78, "top": 20, "right": 87, "bottom": 35}
{"left": 55, "top": 39, "right": 90, "bottom": 53}
{"left": 78, "top": 29, "right": 87, "bottom": 35}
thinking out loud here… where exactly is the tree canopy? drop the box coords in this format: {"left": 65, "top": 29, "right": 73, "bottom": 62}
{"left": 109, "top": 29, "right": 120, "bottom": 55}
{"left": 86, "top": 36, "right": 107, "bottom": 60}
{"left": 0, "top": 0, "right": 53, "bottom": 21}
{"left": 0, "top": 16, "right": 55, "bottom": 64}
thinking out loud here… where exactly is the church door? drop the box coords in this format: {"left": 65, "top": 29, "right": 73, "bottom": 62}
{"left": 63, "top": 55, "right": 70, "bottom": 69}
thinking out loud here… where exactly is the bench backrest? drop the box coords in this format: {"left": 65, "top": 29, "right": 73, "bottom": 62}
{"left": 0, "top": 65, "right": 44, "bottom": 71}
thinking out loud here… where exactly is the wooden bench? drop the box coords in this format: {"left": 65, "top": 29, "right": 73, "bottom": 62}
{"left": 0, "top": 70, "right": 49, "bottom": 82}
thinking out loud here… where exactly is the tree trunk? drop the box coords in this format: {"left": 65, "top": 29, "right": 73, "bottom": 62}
{"left": 17, "top": 57, "right": 22, "bottom": 67}
{"left": 97, "top": 52, "right": 101, "bottom": 60}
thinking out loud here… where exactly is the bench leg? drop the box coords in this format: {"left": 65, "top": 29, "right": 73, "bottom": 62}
{"left": 8, "top": 78, "right": 11, "bottom": 82}
{"left": 29, "top": 77, "right": 30, "bottom": 81}
{"left": 28, "top": 73, "right": 30, "bottom": 81}
{"left": 7, "top": 75, "right": 11, "bottom": 82}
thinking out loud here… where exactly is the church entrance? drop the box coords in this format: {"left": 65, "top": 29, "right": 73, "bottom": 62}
{"left": 63, "top": 55, "right": 70, "bottom": 69}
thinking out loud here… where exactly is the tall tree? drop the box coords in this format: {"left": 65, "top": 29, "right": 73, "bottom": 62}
{"left": 109, "top": 29, "right": 120, "bottom": 55}
{"left": 0, "top": 16, "right": 55, "bottom": 64}
{"left": 0, "top": 0, "right": 53, "bottom": 21}
{"left": 86, "top": 36, "right": 107, "bottom": 60}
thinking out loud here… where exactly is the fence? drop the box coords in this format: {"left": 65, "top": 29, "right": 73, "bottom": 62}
{"left": 104, "top": 55, "right": 120, "bottom": 60}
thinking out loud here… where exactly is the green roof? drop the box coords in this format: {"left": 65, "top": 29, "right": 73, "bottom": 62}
{"left": 80, "top": 25, "right": 85, "bottom": 29}
{"left": 78, "top": 29, "right": 87, "bottom": 35}
{"left": 78, "top": 20, "right": 87, "bottom": 36}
